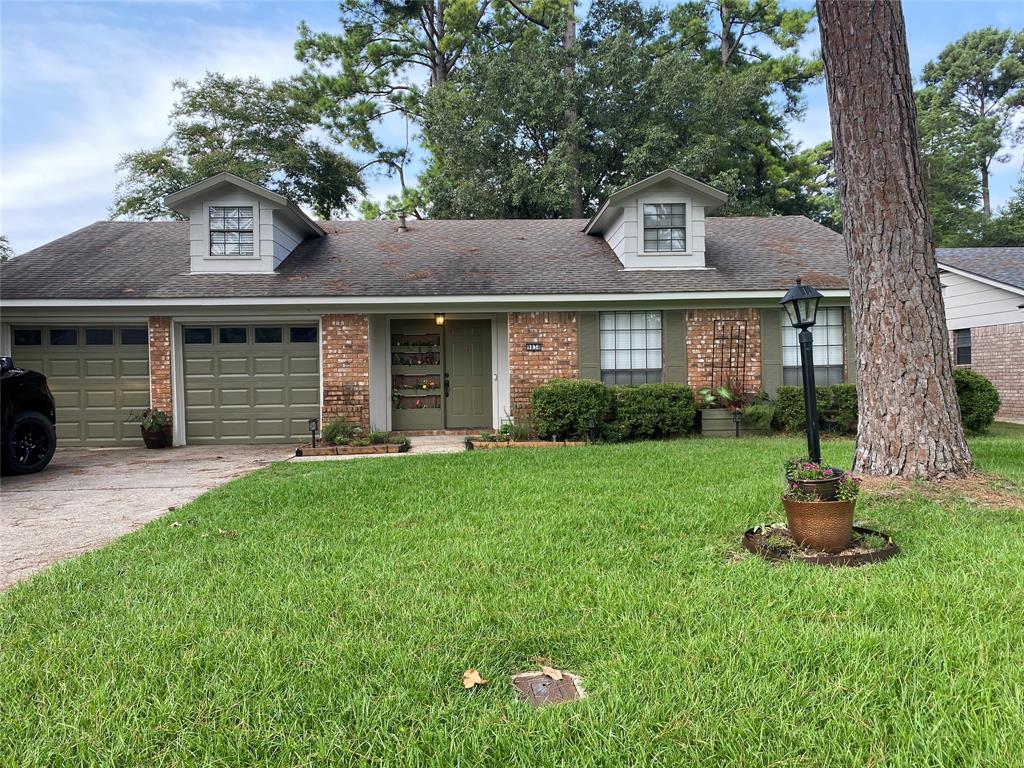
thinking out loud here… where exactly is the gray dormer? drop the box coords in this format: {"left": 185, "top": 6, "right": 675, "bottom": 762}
{"left": 585, "top": 169, "right": 728, "bottom": 270}
{"left": 165, "top": 172, "right": 324, "bottom": 274}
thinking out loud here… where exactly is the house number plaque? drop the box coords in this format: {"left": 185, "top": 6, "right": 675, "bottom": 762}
{"left": 524, "top": 342, "right": 543, "bottom": 352}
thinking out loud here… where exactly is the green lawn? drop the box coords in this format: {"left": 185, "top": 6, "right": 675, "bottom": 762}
{"left": 3, "top": 434, "right": 1023, "bottom": 767}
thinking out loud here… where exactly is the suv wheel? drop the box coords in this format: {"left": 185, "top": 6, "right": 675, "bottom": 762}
{"left": 2, "top": 411, "right": 57, "bottom": 475}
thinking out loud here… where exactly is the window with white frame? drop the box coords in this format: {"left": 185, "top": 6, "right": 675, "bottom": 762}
{"left": 642, "top": 203, "right": 686, "bottom": 252}
{"left": 782, "top": 307, "right": 845, "bottom": 386}
{"left": 209, "top": 206, "right": 254, "bottom": 257}
{"left": 600, "top": 311, "right": 662, "bottom": 385}
{"left": 954, "top": 328, "right": 971, "bottom": 365}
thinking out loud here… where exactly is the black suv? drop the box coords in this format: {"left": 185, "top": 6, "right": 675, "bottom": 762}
{"left": 1, "top": 356, "right": 57, "bottom": 475}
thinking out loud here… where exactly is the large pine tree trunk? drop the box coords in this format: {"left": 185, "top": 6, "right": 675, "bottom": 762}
{"left": 817, "top": 0, "right": 972, "bottom": 478}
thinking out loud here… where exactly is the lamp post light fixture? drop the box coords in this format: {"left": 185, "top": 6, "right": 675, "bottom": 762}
{"left": 308, "top": 417, "right": 319, "bottom": 449}
{"left": 434, "top": 313, "right": 446, "bottom": 326}
{"left": 732, "top": 408, "right": 743, "bottom": 438}
{"left": 780, "top": 278, "right": 824, "bottom": 463}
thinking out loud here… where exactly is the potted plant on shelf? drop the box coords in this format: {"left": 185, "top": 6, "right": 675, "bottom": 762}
{"left": 697, "top": 385, "right": 742, "bottom": 437}
{"left": 782, "top": 460, "right": 860, "bottom": 553}
{"left": 129, "top": 408, "right": 169, "bottom": 449}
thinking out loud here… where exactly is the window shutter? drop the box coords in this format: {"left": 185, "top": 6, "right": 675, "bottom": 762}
{"left": 663, "top": 310, "right": 686, "bottom": 384}
{"left": 760, "top": 309, "right": 783, "bottom": 396}
{"left": 578, "top": 312, "right": 600, "bottom": 380}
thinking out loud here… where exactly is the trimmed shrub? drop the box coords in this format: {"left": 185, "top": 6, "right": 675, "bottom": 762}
{"left": 773, "top": 386, "right": 806, "bottom": 431}
{"left": 530, "top": 379, "right": 613, "bottom": 439}
{"left": 954, "top": 368, "right": 1000, "bottom": 432}
{"left": 831, "top": 384, "right": 858, "bottom": 431}
{"left": 323, "top": 416, "right": 361, "bottom": 445}
{"left": 742, "top": 402, "right": 774, "bottom": 431}
{"left": 612, "top": 384, "right": 697, "bottom": 440}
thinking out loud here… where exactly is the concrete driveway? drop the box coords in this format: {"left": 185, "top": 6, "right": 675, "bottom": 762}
{"left": 0, "top": 446, "right": 293, "bottom": 590}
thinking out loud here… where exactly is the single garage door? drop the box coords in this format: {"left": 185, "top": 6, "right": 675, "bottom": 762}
{"left": 183, "top": 324, "right": 320, "bottom": 444}
{"left": 10, "top": 325, "right": 150, "bottom": 446}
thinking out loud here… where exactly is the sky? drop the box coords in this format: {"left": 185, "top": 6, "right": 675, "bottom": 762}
{"left": 2, "top": 0, "right": 1023, "bottom": 255}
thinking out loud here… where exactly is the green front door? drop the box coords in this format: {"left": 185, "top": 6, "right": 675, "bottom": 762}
{"left": 444, "top": 320, "right": 492, "bottom": 429}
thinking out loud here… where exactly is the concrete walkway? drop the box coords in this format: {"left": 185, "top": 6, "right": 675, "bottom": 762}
{"left": 0, "top": 446, "right": 291, "bottom": 589}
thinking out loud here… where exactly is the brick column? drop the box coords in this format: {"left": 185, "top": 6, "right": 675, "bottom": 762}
{"left": 148, "top": 316, "right": 173, "bottom": 418}
{"left": 686, "top": 309, "right": 762, "bottom": 395}
{"left": 508, "top": 311, "right": 579, "bottom": 413}
{"left": 321, "top": 313, "right": 370, "bottom": 429}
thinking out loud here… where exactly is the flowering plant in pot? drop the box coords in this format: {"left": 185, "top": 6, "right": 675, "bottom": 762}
{"left": 128, "top": 409, "right": 169, "bottom": 449}
{"left": 782, "top": 473, "right": 861, "bottom": 553}
{"left": 784, "top": 457, "right": 846, "bottom": 500}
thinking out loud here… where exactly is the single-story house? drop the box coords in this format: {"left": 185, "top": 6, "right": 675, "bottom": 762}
{"left": 0, "top": 169, "right": 856, "bottom": 446}
{"left": 937, "top": 248, "right": 1024, "bottom": 421}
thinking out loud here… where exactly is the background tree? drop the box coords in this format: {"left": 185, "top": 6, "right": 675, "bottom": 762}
{"left": 914, "top": 85, "right": 984, "bottom": 245}
{"left": 921, "top": 27, "right": 1024, "bottom": 221}
{"left": 423, "top": 0, "right": 828, "bottom": 220}
{"left": 817, "top": 0, "right": 971, "bottom": 478}
{"left": 0, "top": 234, "right": 14, "bottom": 263}
{"left": 113, "top": 73, "right": 363, "bottom": 220}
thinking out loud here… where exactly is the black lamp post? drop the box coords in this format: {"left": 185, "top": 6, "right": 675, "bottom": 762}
{"left": 780, "top": 278, "right": 823, "bottom": 463}
{"left": 308, "top": 417, "right": 319, "bottom": 449}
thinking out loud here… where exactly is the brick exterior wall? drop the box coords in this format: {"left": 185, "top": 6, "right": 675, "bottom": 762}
{"left": 508, "top": 311, "right": 579, "bottom": 413}
{"left": 686, "top": 308, "right": 762, "bottom": 395}
{"left": 950, "top": 322, "right": 1024, "bottom": 420}
{"left": 321, "top": 313, "right": 370, "bottom": 429}
{"left": 147, "top": 316, "right": 173, "bottom": 423}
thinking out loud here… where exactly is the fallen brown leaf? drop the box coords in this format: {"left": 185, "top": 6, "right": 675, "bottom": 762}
{"left": 462, "top": 668, "right": 486, "bottom": 689}
{"left": 169, "top": 522, "right": 182, "bottom": 529}
{"left": 541, "top": 666, "right": 563, "bottom": 681}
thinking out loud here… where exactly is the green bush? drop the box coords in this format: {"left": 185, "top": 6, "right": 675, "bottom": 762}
{"left": 742, "top": 402, "right": 775, "bottom": 431}
{"left": 831, "top": 384, "right": 858, "bottom": 431}
{"left": 954, "top": 368, "right": 1000, "bottom": 432}
{"left": 773, "top": 386, "right": 806, "bottom": 431}
{"left": 367, "top": 431, "right": 390, "bottom": 444}
{"left": 612, "top": 384, "right": 696, "bottom": 440}
{"left": 773, "top": 384, "right": 859, "bottom": 434}
{"left": 323, "top": 417, "right": 361, "bottom": 445}
{"left": 530, "top": 379, "right": 613, "bottom": 439}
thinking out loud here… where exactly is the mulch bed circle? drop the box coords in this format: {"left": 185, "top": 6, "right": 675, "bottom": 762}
{"left": 511, "top": 671, "right": 586, "bottom": 707}
{"left": 742, "top": 525, "right": 900, "bottom": 567}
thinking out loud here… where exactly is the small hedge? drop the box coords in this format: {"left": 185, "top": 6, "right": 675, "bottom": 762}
{"left": 530, "top": 379, "right": 613, "bottom": 440}
{"left": 774, "top": 372, "right": 1000, "bottom": 434}
{"left": 530, "top": 379, "right": 695, "bottom": 441}
{"left": 612, "top": 384, "right": 697, "bottom": 440}
{"left": 953, "top": 368, "right": 1000, "bottom": 432}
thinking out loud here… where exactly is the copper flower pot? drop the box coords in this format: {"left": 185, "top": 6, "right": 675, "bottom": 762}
{"left": 782, "top": 497, "right": 854, "bottom": 553}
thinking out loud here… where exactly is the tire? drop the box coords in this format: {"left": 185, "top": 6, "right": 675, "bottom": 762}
{"left": 2, "top": 411, "right": 57, "bottom": 475}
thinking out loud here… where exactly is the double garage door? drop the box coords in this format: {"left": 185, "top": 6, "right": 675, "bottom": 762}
{"left": 11, "top": 325, "right": 150, "bottom": 446}
{"left": 183, "top": 323, "right": 320, "bottom": 444}
{"left": 10, "top": 322, "right": 320, "bottom": 447}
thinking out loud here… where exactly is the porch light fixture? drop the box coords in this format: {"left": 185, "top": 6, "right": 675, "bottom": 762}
{"left": 434, "top": 313, "right": 446, "bottom": 326}
{"left": 780, "top": 277, "right": 824, "bottom": 463}
{"left": 308, "top": 417, "right": 319, "bottom": 448}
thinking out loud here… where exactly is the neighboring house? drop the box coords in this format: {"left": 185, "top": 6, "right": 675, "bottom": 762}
{"left": 0, "top": 169, "right": 855, "bottom": 447}
{"left": 937, "top": 247, "right": 1024, "bottom": 421}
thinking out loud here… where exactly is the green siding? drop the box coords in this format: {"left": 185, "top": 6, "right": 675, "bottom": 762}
{"left": 760, "top": 309, "right": 783, "bottom": 396}
{"left": 663, "top": 310, "right": 687, "bottom": 384}
{"left": 844, "top": 306, "right": 857, "bottom": 383}
{"left": 578, "top": 311, "right": 600, "bottom": 380}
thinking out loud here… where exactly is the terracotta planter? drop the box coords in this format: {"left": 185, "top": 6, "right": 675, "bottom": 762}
{"left": 788, "top": 471, "right": 845, "bottom": 501}
{"left": 782, "top": 497, "right": 854, "bottom": 553}
{"left": 141, "top": 427, "right": 167, "bottom": 449}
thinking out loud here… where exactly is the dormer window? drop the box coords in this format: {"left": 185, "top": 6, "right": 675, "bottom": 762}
{"left": 209, "top": 206, "right": 254, "bottom": 257}
{"left": 642, "top": 203, "right": 686, "bottom": 252}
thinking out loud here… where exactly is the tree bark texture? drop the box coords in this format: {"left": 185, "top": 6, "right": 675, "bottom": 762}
{"left": 816, "top": 0, "right": 972, "bottom": 478}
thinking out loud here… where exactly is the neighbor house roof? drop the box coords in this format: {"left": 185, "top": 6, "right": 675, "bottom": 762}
{"left": 1, "top": 216, "right": 848, "bottom": 302}
{"left": 937, "top": 247, "right": 1024, "bottom": 293}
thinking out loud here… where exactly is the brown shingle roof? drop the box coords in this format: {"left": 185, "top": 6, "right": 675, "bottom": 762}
{"left": 1, "top": 216, "right": 849, "bottom": 300}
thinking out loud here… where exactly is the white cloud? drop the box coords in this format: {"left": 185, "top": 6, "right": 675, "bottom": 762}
{"left": 1, "top": 10, "right": 302, "bottom": 252}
